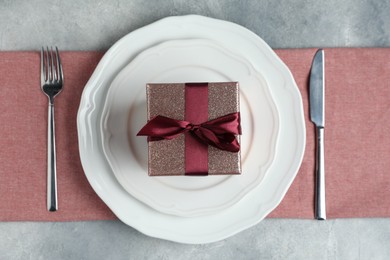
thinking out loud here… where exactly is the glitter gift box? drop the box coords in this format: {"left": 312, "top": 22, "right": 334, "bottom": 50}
{"left": 138, "top": 82, "right": 241, "bottom": 176}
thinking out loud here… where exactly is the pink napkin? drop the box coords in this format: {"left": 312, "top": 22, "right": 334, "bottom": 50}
{"left": 0, "top": 49, "right": 389, "bottom": 221}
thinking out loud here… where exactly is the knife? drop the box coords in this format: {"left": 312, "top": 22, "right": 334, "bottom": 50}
{"left": 309, "top": 49, "right": 326, "bottom": 220}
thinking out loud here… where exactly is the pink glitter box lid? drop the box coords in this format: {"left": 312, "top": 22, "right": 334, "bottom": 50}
{"left": 145, "top": 82, "right": 241, "bottom": 176}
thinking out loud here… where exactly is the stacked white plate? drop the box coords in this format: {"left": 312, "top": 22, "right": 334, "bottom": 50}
{"left": 77, "top": 15, "right": 305, "bottom": 244}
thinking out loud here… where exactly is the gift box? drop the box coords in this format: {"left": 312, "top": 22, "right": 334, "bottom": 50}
{"left": 138, "top": 82, "right": 242, "bottom": 176}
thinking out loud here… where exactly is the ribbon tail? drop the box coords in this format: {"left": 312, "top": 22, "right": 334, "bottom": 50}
{"left": 194, "top": 127, "right": 240, "bottom": 153}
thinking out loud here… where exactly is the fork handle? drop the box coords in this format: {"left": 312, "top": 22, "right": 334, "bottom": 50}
{"left": 47, "top": 103, "right": 58, "bottom": 211}
{"left": 315, "top": 127, "right": 326, "bottom": 220}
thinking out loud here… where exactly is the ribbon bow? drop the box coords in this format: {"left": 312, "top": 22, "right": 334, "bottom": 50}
{"left": 137, "top": 112, "right": 241, "bottom": 152}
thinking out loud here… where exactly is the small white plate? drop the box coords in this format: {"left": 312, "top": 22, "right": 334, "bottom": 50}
{"left": 100, "top": 39, "right": 279, "bottom": 217}
{"left": 77, "top": 15, "right": 305, "bottom": 244}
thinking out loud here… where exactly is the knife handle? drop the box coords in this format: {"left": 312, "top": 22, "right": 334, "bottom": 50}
{"left": 315, "top": 127, "right": 326, "bottom": 220}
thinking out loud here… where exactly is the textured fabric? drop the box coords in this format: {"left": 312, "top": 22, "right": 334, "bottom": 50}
{"left": 0, "top": 49, "right": 388, "bottom": 221}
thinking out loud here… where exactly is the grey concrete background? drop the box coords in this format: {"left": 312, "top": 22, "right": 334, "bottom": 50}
{"left": 1, "top": 0, "right": 389, "bottom": 259}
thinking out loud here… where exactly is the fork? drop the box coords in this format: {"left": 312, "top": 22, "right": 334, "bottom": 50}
{"left": 40, "top": 47, "right": 63, "bottom": 211}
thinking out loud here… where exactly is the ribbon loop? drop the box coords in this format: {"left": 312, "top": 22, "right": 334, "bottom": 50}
{"left": 137, "top": 112, "right": 241, "bottom": 153}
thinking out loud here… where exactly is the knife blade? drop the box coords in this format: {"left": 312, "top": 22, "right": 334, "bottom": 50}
{"left": 309, "top": 49, "right": 326, "bottom": 220}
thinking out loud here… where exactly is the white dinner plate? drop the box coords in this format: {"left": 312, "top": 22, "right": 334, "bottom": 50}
{"left": 100, "top": 39, "right": 279, "bottom": 217}
{"left": 77, "top": 15, "right": 305, "bottom": 244}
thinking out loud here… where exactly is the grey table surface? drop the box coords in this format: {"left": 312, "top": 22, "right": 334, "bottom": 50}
{"left": 1, "top": 0, "right": 389, "bottom": 259}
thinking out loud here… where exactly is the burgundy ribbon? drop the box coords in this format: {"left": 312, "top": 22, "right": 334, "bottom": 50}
{"left": 138, "top": 82, "right": 240, "bottom": 176}
{"left": 137, "top": 112, "right": 241, "bottom": 152}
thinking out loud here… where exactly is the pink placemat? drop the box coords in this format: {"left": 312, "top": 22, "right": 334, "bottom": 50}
{"left": 0, "top": 49, "right": 389, "bottom": 221}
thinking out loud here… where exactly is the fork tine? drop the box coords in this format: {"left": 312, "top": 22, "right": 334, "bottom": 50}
{"left": 55, "top": 47, "right": 63, "bottom": 83}
{"left": 46, "top": 46, "right": 52, "bottom": 82}
{"left": 50, "top": 46, "right": 57, "bottom": 81}
{"left": 40, "top": 47, "right": 45, "bottom": 84}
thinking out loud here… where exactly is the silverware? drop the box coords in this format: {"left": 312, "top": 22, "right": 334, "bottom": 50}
{"left": 309, "top": 49, "right": 326, "bottom": 220}
{"left": 40, "top": 47, "right": 63, "bottom": 211}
